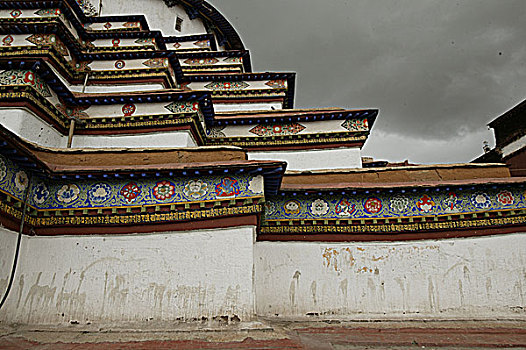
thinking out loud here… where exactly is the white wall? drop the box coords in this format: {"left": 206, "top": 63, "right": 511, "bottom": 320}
{"left": 99, "top": 0, "right": 207, "bottom": 37}
{"left": 72, "top": 130, "right": 197, "bottom": 148}
{"left": 0, "top": 226, "right": 256, "bottom": 325}
{"left": 0, "top": 228, "right": 18, "bottom": 303}
{"left": 255, "top": 234, "right": 526, "bottom": 319}
{"left": 0, "top": 108, "right": 197, "bottom": 149}
{"left": 214, "top": 102, "right": 283, "bottom": 112}
{"left": 249, "top": 147, "right": 362, "bottom": 171}
{"left": 0, "top": 108, "right": 68, "bottom": 148}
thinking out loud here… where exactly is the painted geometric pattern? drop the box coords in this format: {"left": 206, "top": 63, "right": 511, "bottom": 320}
{"left": 0, "top": 156, "right": 264, "bottom": 210}
{"left": 223, "top": 57, "right": 242, "bottom": 64}
{"left": 75, "top": 0, "right": 97, "bottom": 16}
{"left": 26, "top": 34, "right": 68, "bottom": 56}
{"left": 204, "top": 81, "right": 249, "bottom": 90}
{"left": 194, "top": 40, "right": 210, "bottom": 48}
{"left": 56, "top": 104, "right": 89, "bottom": 119}
{"left": 249, "top": 123, "right": 306, "bottom": 137}
{"left": 143, "top": 58, "right": 168, "bottom": 68}
{"left": 265, "top": 80, "right": 286, "bottom": 89}
{"left": 0, "top": 70, "right": 52, "bottom": 97}
{"left": 2, "top": 35, "right": 13, "bottom": 47}
{"left": 135, "top": 38, "right": 154, "bottom": 45}
{"left": 183, "top": 58, "right": 219, "bottom": 66}
{"left": 206, "top": 127, "right": 226, "bottom": 138}
{"left": 34, "top": 8, "right": 62, "bottom": 17}
{"left": 123, "top": 22, "right": 141, "bottom": 28}
{"left": 164, "top": 101, "right": 200, "bottom": 114}
{"left": 341, "top": 118, "right": 369, "bottom": 132}
{"left": 265, "top": 188, "right": 526, "bottom": 220}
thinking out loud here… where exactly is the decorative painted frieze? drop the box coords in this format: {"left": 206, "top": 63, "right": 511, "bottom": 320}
{"left": 265, "top": 80, "right": 286, "bottom": 89}
{"left": 25, "top": 34, "right": 68, "bottom": 55}
{"left": 34, "top": 9, "right": 62, "bottom": 17}
{"left": 249, "top": 123, "right": 306, "bottom": 137}
{"left": 341, "top": 118, "right": 369, "bottom": 132}
{"left": 223, "top": 57, "right": 242, "bottom": 64}
{"left": 193, "top": 40, "right": 210, "bottom": 48}
{"left": 0, "top": 70, "right": 52, "bottom": 97}
{"left": 183, "top": 58, "right": 219, "bottom": 66}
{"left": 206, "top": 126, "right": 226, "bottom": 138}
{"left": 56, "top": 104, "right": 89, "bottom": 119}
{"left": 143, "top": 58, "right": 168, "bottom": 68}
{"left": 0, "top": 156, "right": 264, "bottom": 210}
{"left": 123, "top": 22, "right": 141, "bottom": 29}
{"left": 204, "top": 81, "right": 249, "bottom": 90}
{"left": 135, "top": 38, "right": 154, "bottom": 45}
{"left": 164, "top": 101, "right": 200, "bottom": 114}
{"left": 75, "top": 0, "right": 97, "bottom": 16}
{"left": 265, "top": 187, "right": 526, "bottom": 221}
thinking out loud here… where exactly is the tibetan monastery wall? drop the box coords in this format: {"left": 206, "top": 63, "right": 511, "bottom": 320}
{"left": 254, "top": 234, "right": 526, "bottom": 319}
{"left": 248, "top": 148, "right": 363, "bottom": 171}
{"left": 0, "top": 108, "right": 198, "bottom": 149}
{"left": 99, "top": 0, "right": 208, "bottom": 38}
{"left": 0, "top": 226, "right": 256, "bottom": 325}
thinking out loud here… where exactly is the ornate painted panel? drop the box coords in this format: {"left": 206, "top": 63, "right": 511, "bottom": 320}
{"left": 265, "top": 187, "right": 526, "bottom": 221}
{"left": 0, "top": 70, "right": 52, "bottom": 97}
{"left": 0, "top": 155, "right": 265, "bottom": 211}
{"left": 249, "top": 123, "right": 306, "bottom": 137}
{"left": 341, "top": 118, "right": 369, "bottom": 132}
{"left": 204, "top": 81, "right": 249, "bottom": 90}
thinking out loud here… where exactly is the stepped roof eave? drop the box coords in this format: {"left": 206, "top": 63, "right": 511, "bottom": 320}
{"left": 0, "top": 124, "right": 287, "bottom": 193}
{"left": 488, "top": 98, "right": 526, "bottom": 129}
{"left": 213, "top": 108, "right": 378, "bottom": 128}
{"left": 280, "top": 176, "right": 526, "bottom": 192}
{"left": 0, "top": 58, "right": 212, "bottom": 116}
{"left": 1, "top": 0, "right": 244, "bottom": 50}
{"left": 281, "top": 163, "right": 514, "bottom": 191}
{"left": 285, "top": 162, "right": 510, "bottom": 174}
{"left": 0, "top": 123, "right": 288, "bottom": 169}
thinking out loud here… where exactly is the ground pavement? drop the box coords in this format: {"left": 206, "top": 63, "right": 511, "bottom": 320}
{"left": 0, "top": 319, "right": 525, "bottom": 349}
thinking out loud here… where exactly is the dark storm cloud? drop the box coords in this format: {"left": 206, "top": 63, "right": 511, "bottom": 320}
{"left": 208, "top": 0, "right": 526, "bottom": 163}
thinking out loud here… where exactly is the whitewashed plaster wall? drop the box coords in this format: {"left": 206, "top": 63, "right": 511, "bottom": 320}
{"left": 0, "top": 108, "right": 68, "bottom": 148}
{"left": 255, "top": 234, "right": 526, "bottom": 319}
{"left": 68, "top": 84, "right": 165, "bottom": 94}
{"left": 0, "top": 226, "right": 256, "bottom": 325}
{"left": 248, "top": 147, "right": 362, "bottom": 171}
{"left": 213, "top": 102, "right": 283, "bottom": 112}
{"left": 0, "top": 108, "right": 197, "bottom": 149}
{"left": 98, "top": 0, "right": 207, "bottom": 37}
{"left": 0, "top": 228, "right": 18, "bottom": 304}
{"left": 72, "top": 130, "right": 197, "bottom": 148}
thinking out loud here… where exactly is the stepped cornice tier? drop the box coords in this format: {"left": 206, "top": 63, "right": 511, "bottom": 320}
{"left": 0, "top": 124, "right": 286, "bottom": 235}
{"left": 207, "top": 108, "right": 377, "bottom": 151}
{"left": 161, "top": 0, "right": 245, "bottom": 50}
{"left": 1, "top": 0, "right": 245, "bottom": 50}
{"left": 259, "top": 164, "right": 526, "bottom": 241}
{"left": 0, "top": 11, "right": 252, "bottom": 83}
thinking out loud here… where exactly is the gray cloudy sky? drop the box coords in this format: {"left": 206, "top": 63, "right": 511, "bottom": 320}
{"left": 209, "top": 0, "right": 526, "bottom": 164}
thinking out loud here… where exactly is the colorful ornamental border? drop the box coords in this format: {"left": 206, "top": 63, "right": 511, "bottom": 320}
{"left": 0, "top": 155, "right": 265, "bottom": 211}
{"left": 264, "top": 188, "right": 526, "bottom": 221}
{"left": 0, "top": 201, "right": 262, "bottom": 227}
{"left": 260, "top": 214, "right": 526, "bottom": 235}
